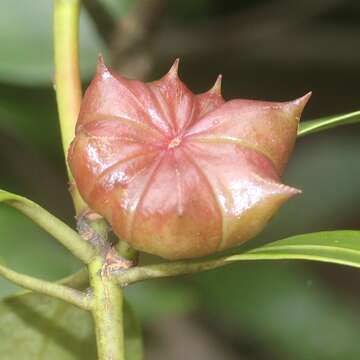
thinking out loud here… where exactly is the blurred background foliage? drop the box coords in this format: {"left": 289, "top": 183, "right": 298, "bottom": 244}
{"left": 0, "top": 0, "right": 360, "bottom": 359}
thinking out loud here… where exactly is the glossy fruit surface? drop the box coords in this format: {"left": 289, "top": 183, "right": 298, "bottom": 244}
{"left": 69, "top": 57, "right": 310, "bottom": 259}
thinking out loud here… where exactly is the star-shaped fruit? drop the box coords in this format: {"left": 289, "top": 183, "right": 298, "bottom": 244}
{"left": 69, "top": 57, "right": 310, "bottom": 260}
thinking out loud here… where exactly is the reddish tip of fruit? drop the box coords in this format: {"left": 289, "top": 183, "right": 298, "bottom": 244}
{"left": 209, "top": 74, "right": 222, "bottom": 95}
{"left": 288, "top": 91, "right": 312, "bottom": 119}
{"left": 166, "top": 58, "right": 180, "bottom": 79}
{"left": 96, "top": 54, "right": 113, "bottom": 80}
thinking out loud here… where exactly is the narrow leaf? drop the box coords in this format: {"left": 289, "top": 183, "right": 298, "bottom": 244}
{"left": 298, "top": 110, "right": 360, "bottom": 137}
{"left": 229, "top": 230, "right": 360, "bottom": 268}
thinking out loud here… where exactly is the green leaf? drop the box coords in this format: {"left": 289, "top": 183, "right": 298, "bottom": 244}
{"left": 298, "top": 110, "right": 360, "bottom": 137}
{"left": 0, "top": 0, "right": 105, "bottom": 85}
{"left": 0, "top": 292, "right": 142, "bottom": 360}
{"left": 229, "top": 230, "right": 360, "bottom": 268}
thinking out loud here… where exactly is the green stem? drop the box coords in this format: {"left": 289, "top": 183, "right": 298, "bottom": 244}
{"left": 53, "top": 3, "right": 126, "bottom": 358}
{"left": 0, "top": 190, "right": 95, "bottom": 264}
{"left": 18, "top": 268, "right": 89, "bottom": 298}
{"left": 114, "top": 258, "right": 229, "bottom": 286}
{"left": 53, "top": 0, "right": 87, "bottom": 215}
{"left": 116, "top": 240, "right": 139, "bottom": 264}
{"left": 89, "top": 257, "right": 125, "bottom": 360}
{"left": 0, "top": 263, "right": 91, "bottom": 310}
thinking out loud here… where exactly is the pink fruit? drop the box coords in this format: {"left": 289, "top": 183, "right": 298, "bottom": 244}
{"left": 69, "top": 57, "right": 310, "bottom": 260}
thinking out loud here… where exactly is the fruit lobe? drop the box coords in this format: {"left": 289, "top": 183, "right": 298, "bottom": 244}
{"left": 69, "top": 57, "right": 310, "bottom": 260}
